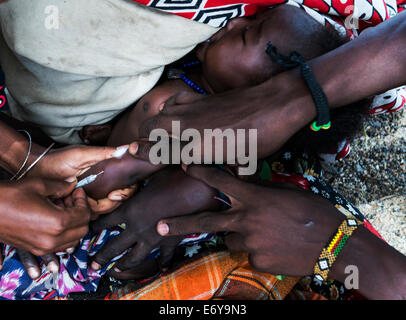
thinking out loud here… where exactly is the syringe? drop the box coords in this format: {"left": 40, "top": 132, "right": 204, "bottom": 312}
{"left": 74, "top": 171, "right": 105, "bottom": 189}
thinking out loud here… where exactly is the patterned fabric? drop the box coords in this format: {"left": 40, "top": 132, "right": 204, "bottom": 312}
{"left": 0, "top": 70, "right": 8, "bottom": 111}
{"left": 107, "top": 250, "right": 299, "bottom": 300}
{"left": 0, "top": 228, "right": 124, "bottom": 300}
{"left": 0, "top": 227, "right": 216, "bottom": 300}
{"left": 0, "top": 0, "right": 398, "bottom": 300}
{"left": 133, "top": 0, "right": 391, "bottom": 29}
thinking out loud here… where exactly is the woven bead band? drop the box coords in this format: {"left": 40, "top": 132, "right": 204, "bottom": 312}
{"left": 313, "top": 215, "right": 363, "bottom": 282}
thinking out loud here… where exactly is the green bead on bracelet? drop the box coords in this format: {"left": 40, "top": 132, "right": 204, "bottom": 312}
{"left": 310, "top": 121, "right": 331, "bottom": 132}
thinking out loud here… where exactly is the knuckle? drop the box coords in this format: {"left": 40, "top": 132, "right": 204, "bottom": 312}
{"left": 230, "top": 211, "right": 245, "bottom": 227}
{"left": 39, "top": 237, "right": 58, "bottom": 253}
{"left": 243, "top": 236, "right": 260, "bottom": 251}
{"left": 198, "top": 215, "right": 213, "bottom": 231}
{"left": 31, "top": 248, "right": 46, "bottom": 256}
{"left": 49, "top": 215, "right": 66, "bottom": 235}
{"left": 248, "top": 254, "right": 272, "bottom": 273}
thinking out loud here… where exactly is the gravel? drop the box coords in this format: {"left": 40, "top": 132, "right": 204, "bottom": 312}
{"left": 323, "top": 109, "right": 406, "bottom": 255}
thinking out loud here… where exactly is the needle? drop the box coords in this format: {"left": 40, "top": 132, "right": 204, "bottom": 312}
{"left": 74, "top": 171, "right": 105, "bottom": 189}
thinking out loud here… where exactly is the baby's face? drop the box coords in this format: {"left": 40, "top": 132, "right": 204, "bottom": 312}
{"left": 196, "top": 7, "right": 299, "bottom": 93}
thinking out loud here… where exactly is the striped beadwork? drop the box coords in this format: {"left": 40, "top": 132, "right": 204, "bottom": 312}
{"left": 313, "top": 215, "right": 363, "bottom": 282}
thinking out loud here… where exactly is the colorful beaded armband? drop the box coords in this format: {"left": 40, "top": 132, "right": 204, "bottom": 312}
{"left": 313, "top": 215, "right": 363, "bottom": 282}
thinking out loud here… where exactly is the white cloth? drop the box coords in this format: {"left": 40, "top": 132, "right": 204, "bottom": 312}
{"left": 0, "top": 0, "right": 217, "bottom": 143}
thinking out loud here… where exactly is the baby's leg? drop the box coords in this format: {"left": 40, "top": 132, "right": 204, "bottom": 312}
{"left": 79, "top": 151, "right": 165, "bottom": 199}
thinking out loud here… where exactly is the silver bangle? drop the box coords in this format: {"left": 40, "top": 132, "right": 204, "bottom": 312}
{"left": 15, "top": 142, "right": 55, "bottom": 181}
{"left": 9, "top": 130, "right": 32, "bottom": 181}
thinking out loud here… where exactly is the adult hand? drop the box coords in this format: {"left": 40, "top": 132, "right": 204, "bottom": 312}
{"left": 0, "top": 178, "right": 91, "bottom": 257}
{"left": 16, "top": 250, "right": 60, "bottom": 280}
{"left": 90, "top": 167, "right": 220, "bottom": 278}
{"left": 28, "top": 143, "right": 138, "bottom": 214}
{"left": 138, "top": 12, "right": 406, "bottom": 165}
{"left": 138, "top": 73, "right": 317, "bottom": 162}
{"left": 155, "top": 165, "right": 344, "bottom": 277}
{"left": 156, "top": 166, "right": 406, "bottom": 300}
{"left": 12, "top": 193, "right": 86, "bottom": 280}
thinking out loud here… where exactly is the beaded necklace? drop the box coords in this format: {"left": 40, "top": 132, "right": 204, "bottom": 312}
{"left": 167, "top": 61, "right": 208, "bottom": 95}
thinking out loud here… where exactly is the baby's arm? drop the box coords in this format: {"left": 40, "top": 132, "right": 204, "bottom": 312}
{"left": 91, "top": 166, "right": 224, "bottom": 279}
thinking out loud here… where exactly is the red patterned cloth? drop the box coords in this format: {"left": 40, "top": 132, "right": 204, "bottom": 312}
{"left": 132, "top": 0, "right": 391, "bottom": 30}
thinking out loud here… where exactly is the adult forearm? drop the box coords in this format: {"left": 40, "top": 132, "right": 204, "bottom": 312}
{"left": 0, "top": 120, "right": 44, "bottom": 174}
{"left": 256, "top": 11, "right": 406, "bottom": 145}
{"left": 330, "top": 226, "right": 406, "bottom": 300}
{"left": 311, "top": 11, "right": 406, "bottom": 108}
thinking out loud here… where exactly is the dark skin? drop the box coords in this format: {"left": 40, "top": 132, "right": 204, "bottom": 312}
{"left": 90, "top": 9, "right": 406, "bottom": 289}
{"left": 90, "top": 166, "right": 222, "bottom": 278}
{"left": 0, "top": 115, "right": 139, "bottom": 279}
{"left": 79, "top": 5, "right": 325, "bottom": 199}
{"left": 0, "top": 179, "right": 90, "bottom": 257}
{"left": 138, "top": 11, "right": 406, "bottom": 162}
{"left": 156, "top": 166, "right": 406, "bottom": 300}
{"left": 19, "top": 7, "right": 404, "bottom": 292}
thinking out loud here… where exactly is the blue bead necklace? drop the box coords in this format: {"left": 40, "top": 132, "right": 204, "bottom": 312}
{"left": 167, "top": 61, "right": 208, "bottom": 95}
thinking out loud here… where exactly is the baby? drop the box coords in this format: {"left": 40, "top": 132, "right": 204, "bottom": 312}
{"left": 80, "top": 5, "right": 365, "bottom": 200}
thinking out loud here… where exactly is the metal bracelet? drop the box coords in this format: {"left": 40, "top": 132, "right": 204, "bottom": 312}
{"left": 15, "top": 142, "right": 55, "bottom": 181}
{"left": 9, "top": 130, "right": 32, "bottom": 181}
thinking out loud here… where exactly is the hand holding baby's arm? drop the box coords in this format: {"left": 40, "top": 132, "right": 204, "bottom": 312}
{"left": 78, "top": 149, "right": 164, "bottom": 200}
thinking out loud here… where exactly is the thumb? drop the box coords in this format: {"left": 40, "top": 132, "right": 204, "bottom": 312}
{"left": 71, "top": 187, "right": 90, "bottom": 210}
{"left": 163, "top": 91, "right": 204, "bottom": 110}
{"left": 127, "top": 140, "right": 156, "bottom": 163}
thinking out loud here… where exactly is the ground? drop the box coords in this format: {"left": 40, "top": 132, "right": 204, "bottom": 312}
{"left": 324, "top": 109, "right": 406, "bottom": 255}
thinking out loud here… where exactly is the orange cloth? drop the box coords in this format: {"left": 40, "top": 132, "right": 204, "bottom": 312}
{"left": 108, "top": 251, "right": 299, "bottom": 300}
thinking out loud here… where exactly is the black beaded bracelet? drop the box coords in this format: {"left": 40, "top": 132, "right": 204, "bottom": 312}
{"left": 265, "top": 42, "right": 331, "bottom": 132}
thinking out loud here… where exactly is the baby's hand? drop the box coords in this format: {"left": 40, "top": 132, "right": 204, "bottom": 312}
{"left": 90, "top": 166, "right": 223, "bottom": 276}
{"left": 78, "top": 151, "right": 164, "bottom": 200}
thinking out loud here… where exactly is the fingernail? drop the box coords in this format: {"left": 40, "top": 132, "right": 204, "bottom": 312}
{"left": 66, "top": 247, "right": 75, "bottom": 255}
{"left": 157, "top": 222, "right": 169, "bottom": 236}
{"left": 128, "top": 142, "right": 139, "bottom": 156}
{"left": 181, "top": 163, "right": 188, "bottom": 172}
{"left": 65, "top": 176, "right": 77, "bottom": 183}
{"left": 113, "top": 145, "right": 129, "bottom": 159}
{"left": 27, "top": 267, "right": 40, "bottom": 279}
{"left": 114, "top": 267, "right": 121, "bottom": 273}
{"left": 91, "top": 261, "right": 101, "bottom": 271}
{"left": 158, "top": 103, "right": 165, "bottom": 112}
{"left": 47, "top": 261, "right": 59, "bottom": 274}
{"left": 109, "top": 194, "right": 123, "bottom": 201}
